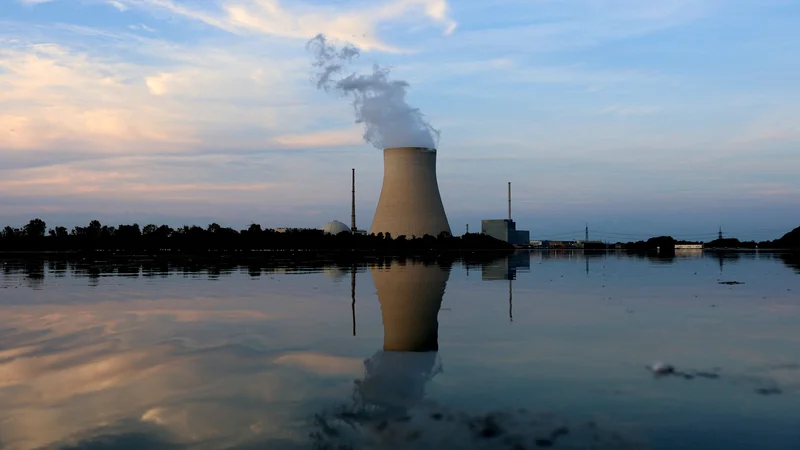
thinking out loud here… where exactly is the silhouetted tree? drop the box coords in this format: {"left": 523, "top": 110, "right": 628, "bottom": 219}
{"left": 143, "top": 224, "right": 158, "bottom": 236}
{"left": 23, "top": 218, "right": 47, "bottom": 238}
{"left": 88, "top": 220, "right": 102, "bottom": 237}
{"left": 2, "top": 226, "right": 20, "bottom": 239}
{"left": 117, "top": 224, "right": 142, "bottom": 240}
{"left": 1, "top": 217, "right": 516, "bottom": 253}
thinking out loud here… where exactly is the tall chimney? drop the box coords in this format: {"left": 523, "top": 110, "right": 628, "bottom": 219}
{"left": 351, "top": 168, "right": 356, "bottom": 232}
{"left": 371, "top": 147, "right": 451, "bottom": 238}
{"left": 508, "top": 181, "right": 512, "bottom": 221}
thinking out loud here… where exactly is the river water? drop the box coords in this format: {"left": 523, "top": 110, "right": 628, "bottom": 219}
{"left": 1, "top": 251, "right": 798, "bottom": 450}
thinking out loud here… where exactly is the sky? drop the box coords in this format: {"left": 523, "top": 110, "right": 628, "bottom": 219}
{"left": 1, "top": 0, "right": 799, "bottom": 242}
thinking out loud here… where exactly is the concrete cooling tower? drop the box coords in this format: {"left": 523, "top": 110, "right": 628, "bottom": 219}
{"left": 370, "top": 147, "right": 451, "bottom": 239}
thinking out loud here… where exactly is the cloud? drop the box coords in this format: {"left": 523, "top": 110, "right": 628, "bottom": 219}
{"left": 19, "top": 0, "right": 55, "bottom": 4}
{"left": 730, "top": 109, "right": 800, "bottom": 147}
{"left": 128, "top": 23, "right": 156, "bottom": 32}
{"left": 272, "top": 128, "right": 363, "bottom": 149}
{"left": 433, "top": 0, "right": 713, "bottom": 54}
{"left": 123, "top": 0, "right": 457, "bottom": 52}
{"left": 0, "top": 43, "right": 194, "bottom": 151}
{"left": 739, "top": 182, "right": 799, "bottom": 199}
{"left": 0, "top": 158, "right": 289, "bottom": 202}
{"left": 0, "top": 34, "right": 316, "bottom": 154}
{"left": 107, "top": 0, "right": 128, "bottom": 11}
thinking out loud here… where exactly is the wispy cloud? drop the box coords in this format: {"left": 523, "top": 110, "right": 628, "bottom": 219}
{"left": 119, "top": 0, "right": 456, "bottom": 51}
{"left": 107, "top": 0, "right": 128, "bottom": 11}
{"left": 438, "top": 0, "right": 715, "bottom": 53}
{"left": 272, "top": 128, "right": 363, "bottom": 149}
{"left": 128, "top": 23, "right": 155, "bottom": 32}
{"left": 0, "top": 34, "right": 319, "bottom": 154}
{"left": 739, "top": 182, "right": 800, "bottom": 200}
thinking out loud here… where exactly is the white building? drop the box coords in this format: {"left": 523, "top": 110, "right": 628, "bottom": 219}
{"left": 675, "top": 244, "right": 703, "bottom": 249}
{"left": 322, "top": 221, "right": 351, "bottom": 235}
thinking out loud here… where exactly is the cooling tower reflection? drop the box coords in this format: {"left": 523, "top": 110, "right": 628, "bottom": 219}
{"left": 352, "top": 260, "right": 449, "bottom": 414}
{"left": 310, "top": 256, "right": 654, "bottom": 450}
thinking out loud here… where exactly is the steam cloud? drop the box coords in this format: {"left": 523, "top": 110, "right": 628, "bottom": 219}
{"left": 306, "top": 34, "right": 440, "bottom": 150}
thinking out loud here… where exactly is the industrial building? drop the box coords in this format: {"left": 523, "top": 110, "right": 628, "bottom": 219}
{"left": 481, "top": 182, "right": 530, "bottom": 246}
{"left": 482, "top": 219, "right": 530, "bottom": 246}
{"left": 322, "top": 220, "right": 350, "bottom": 235}
{"left": 370, "top": 147, "right": 451, "bottom": 239}
{"left": 274, "top": 227, "right": 317, "bottom": 233}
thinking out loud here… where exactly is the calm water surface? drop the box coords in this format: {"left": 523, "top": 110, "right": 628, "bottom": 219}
{"left": 1, "top": 252, "right": 799, "bottom": 450}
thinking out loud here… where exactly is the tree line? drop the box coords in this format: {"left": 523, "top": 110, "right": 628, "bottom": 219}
{"left": 610, "top": 229, "right": 800, "bottom": 253}
{"left": 0, "top": 218, "right": 514, "bottom": 253}
{"left": 2, "top": 218, "right": 797, "bottom": 253}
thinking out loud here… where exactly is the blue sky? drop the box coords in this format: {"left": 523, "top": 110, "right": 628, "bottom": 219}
{"left": 1, "top": 0, "right": 798, "bottom": 241}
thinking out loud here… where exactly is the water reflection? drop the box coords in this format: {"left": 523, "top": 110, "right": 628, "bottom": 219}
{"left": 310, "top": 258, "right": 652, "bottom": 450}
{"left": 0, "top": 252, "right": 798, "bottom": 450}
{"left": 780, "top": 253, "right": 800, "bottom": 274}
{"left": 1, "top": 251, "right": 798, "bottom": 285}
{"left": 350, "top": 260, "right": 448, "bottom": 421}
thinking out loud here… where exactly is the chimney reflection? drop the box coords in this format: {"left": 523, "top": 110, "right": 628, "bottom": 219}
{"left": 481, "top": 252, "right": 530, "bottom": 322}
{"left": 351, "top": 265, "right": 357, "bottom": 337}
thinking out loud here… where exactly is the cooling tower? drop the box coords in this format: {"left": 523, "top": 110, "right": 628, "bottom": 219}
{"left": 371, "top": 260, "right": 449, "bottom": 352}
{"left": 370, "top": 147, "right": 451, "bottom": 239}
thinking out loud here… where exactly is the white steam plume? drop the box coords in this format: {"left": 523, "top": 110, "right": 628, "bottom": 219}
{"left": 306, "top": 34, "right": 440, "bottom": 150}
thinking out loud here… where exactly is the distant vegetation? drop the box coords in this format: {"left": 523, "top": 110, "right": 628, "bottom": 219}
{"left": 1, "top": 219, "right": 797, "bottom": 254}
{"left": 0, "top": 219, "right": 514, "bottom": 254}
{"left": 609, "top": 226, "right": 800, "bottom": 252}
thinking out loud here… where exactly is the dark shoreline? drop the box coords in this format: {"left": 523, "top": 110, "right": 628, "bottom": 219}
{"left": 0, "top": 249, "right": 518, "bottom": 267}
{"left": 1, "top": 247, "right": 797, "bottom": 258}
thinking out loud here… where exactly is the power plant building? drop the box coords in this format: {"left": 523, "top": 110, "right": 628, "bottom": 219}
{"left": 482, "top": 219, "right": 530, "bottom": 246}
{"left": 370, "top": 147, "right": 451, "bottom": 239}
{"left": 480, "top": 182, "right": 529, "bottom": 246}
{"left": 322, "top": 220, "right": 351, "bottom": 235}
